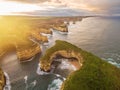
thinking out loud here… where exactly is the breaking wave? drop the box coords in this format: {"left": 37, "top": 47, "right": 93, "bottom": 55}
{"left": 36, "top": 64, "right": 49, "bottom": 75}
{"left": 57, "top": 59, "right": 77, "bottom": 71}
{"left": 24, "top": 75, "right": 37, "bottom": 90}
{"left": 47, "top": 78, "right": 63, "bottom": 90}
{"left": 47, "top": 74, "right": 65, "bottom": 90}
{"left": 4, "top": 72, "right": 11, "bottom": 90}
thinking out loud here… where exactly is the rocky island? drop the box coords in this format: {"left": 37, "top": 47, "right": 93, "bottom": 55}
{"left": 40, "top": 40, "right": 120, "bottom": 90}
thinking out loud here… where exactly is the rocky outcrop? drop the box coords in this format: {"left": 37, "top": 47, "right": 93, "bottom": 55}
{"left": 40, "top": 50, "right": 83, "bottom": 72}
{"left": 52, "top": 23, "right": 68, "bottom": 32}
{"left": 39, "top": 40, "right": 84, "bottom": 72}
{"left": 29, "top": 31, "right": 48, "bottom": 43}
{"left": 36, "top": 28, "right": 53, "bottom": 35}
{"left": 0, "top": 68, "right": 5, "bottom": 90}
{"left": 16, "top": 43, "right": 41, "bottom": 61}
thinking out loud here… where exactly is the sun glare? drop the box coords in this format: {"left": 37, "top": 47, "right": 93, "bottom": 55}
{"left": 0, "top": 1, "right": 43, "bottom": 15}
{"left": 78, "top": 4, "right": 101, "bottom": 12}
{"left": 0, "top": 16, "right": 32, "bottom": 49}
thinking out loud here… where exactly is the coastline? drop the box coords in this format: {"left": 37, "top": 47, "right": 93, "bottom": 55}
{"left": 0, "top": 16, "right": 120, "bottom": 90}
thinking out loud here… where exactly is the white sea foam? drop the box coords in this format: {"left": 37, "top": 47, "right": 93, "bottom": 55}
{"left": 20, "top": 56, "right": 35, "bottom": 63}
{"left": 24, "top": 76, "right": 37, "bottom": 89}
{"left": 36, "top": 64, "right": 49, "bottom": 75}
{"left": 24, "top": 76, "right": 28, "bottom": 84}
{"left": 30, "top": 80, "right": 37, "bottom": 87}
{"left": 55, "top": 74, "right": 66, "bottom": 81}
{"left": 59, "top": 31, "right": 68, "bottom": 35}
{"left": 47, "top": 78, "right": 63, "bottom": 90}
{"left": 58, "top": 59, "right": 77, "bottom": 71}
{"left": 43, "top": 42, "right": 49, "bottom": 46}
{"left": 4, "top": 72, "right": 11, "bottom": 90}
{"left": 106, "top": 58, "right": 120, "bottom": 68}
{"left": 55, "top": 74, "right": 61, "bottom": 78}
{"left": 108, "top": 61, "right": 120, "bottom": 68}
{"left": 24, "top": 75, "right": 28, "bottom": 90}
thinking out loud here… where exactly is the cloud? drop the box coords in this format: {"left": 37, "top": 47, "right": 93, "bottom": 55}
{"left": 4, "top": 0, "right": 47, "bottom": 3}
{"left": 51, "top": 0, "right": 120, "bottom": 15}
{"left": 19, "top": 8, "right": 93, "bottom": 16}
{"left": 1, "top": 0, "right": 120, "bottom": 16}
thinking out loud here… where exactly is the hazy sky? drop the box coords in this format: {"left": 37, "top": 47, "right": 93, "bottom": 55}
{"left": 0, "top": 0, "right": 120, "bottom": 16}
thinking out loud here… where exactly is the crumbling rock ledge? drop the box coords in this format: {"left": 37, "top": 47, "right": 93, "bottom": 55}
{"left": 16, "top": 43, "right": 41, "bottom": 61}
{"left": 40, "top": 50, "right": 83, "bottom": 72}
{"left": 52, "top": 23, "right": 68, "bottom": 32}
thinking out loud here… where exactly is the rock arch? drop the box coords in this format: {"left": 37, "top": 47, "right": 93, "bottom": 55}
{"left": 40, "top": 41, "right": 84, "bottom": 72}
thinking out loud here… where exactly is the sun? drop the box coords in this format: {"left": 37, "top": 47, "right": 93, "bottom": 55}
{"left": 0, "top": 1, "right": 42, "bottom": 15}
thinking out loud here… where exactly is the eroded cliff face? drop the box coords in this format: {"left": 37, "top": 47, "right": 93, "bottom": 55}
{"left": 36, "top": 28, "right": 53, "bottom": 35}
{"left": 0, "top": 68, "right": 5, "bottom": 90}
{"left": 52, "top": 23, "right": 68, "bottom": 32}
{"left": 40, "top": 50, "right": 83, "bottom": 72}
{"left": 16, "top": 43, "right": 41, "bottom": 61}
{"left": 29, "top": 31, "right": 48, "bottom": 43}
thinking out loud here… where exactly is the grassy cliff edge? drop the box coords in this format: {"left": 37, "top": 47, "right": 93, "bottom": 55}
{"left": 40, "top": 40, "right": 120, "bottom": 90}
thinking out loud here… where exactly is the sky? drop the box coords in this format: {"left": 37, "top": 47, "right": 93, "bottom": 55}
{"left": 0, "top": 0, "right": 120, "bottom": 16}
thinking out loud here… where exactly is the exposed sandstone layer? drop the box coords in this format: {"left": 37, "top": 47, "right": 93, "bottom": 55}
{"left": 16, "top": 43, "right": 41, "bottom": 61}
{"left": 29, "top": 31, "right": 48, "bottom": 43}
{"left": 37, "top": 28, "right": 53, "bottom": 35}
{"left": 52, "top": 23, "right": 68, "bottom": 32}
{"left": 40, "top": 50, "right": 83, "bottom": 72}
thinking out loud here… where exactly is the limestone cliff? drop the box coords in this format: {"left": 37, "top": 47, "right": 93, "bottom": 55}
{"left": 40, "top": 50, "right": 83, "bottom": 72}
{"left": 29, "top": 31, "right": 48, "bottom": 43}
{"left": 52, "top": 23, "right": 68, "bottom": 32}
{"left": 36, "top": 28, "right": 53, "bottom": 35}
{"left": 16, "top": 43, "right": 41, "bottom": 61}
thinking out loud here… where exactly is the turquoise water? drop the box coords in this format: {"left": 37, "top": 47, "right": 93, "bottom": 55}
{"left": 1, "top": 16, "right": 120, "bottom": 90}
